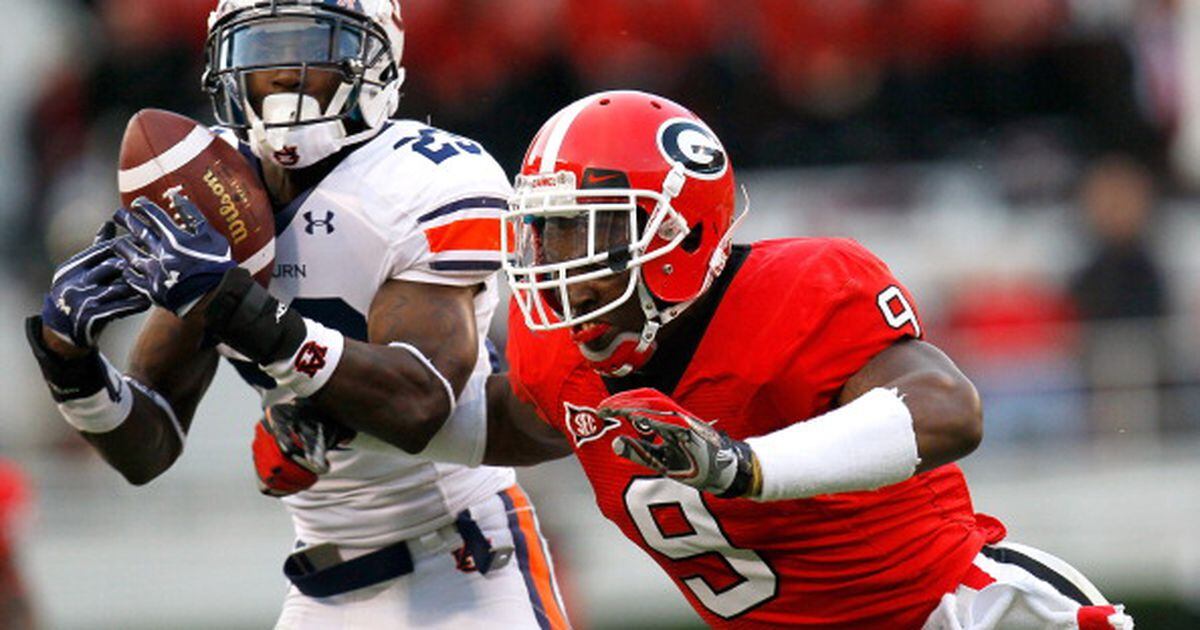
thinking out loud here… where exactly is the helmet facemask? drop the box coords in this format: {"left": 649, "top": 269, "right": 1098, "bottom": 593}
{"left": 505, "top": 171, "right": 690, "bottom": 328}
{"left": 204, "top": 2, "right": 404, "bottom": 168}
{"left": 504, "top": 170, "right": 696, "bottom": 376}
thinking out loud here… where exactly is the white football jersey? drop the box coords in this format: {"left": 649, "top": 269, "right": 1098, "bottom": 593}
{"left": 216, "top": 121, "right": 515, "bottom": 548}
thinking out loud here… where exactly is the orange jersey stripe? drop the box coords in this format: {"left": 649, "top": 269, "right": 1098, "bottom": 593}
{"left": 424, "top": 218, "right": 502, "bottom": 253}
{"left": 505, "top": 486, "right": 571, "bottom": 630}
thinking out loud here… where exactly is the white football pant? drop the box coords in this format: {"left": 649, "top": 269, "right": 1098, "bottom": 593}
{"left": 923, "top": 541, "right": 1133, "bottom": 629}
{"left": 275, "top": 486, "right": 570, "bottom": 629}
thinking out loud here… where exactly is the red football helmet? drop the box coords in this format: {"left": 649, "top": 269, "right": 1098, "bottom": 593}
{"left": 503, "top": 91, "right": 740, "bottom": 376}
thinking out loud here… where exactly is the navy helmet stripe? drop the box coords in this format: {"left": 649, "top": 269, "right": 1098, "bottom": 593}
{"left": 499, "top": 490, "right": 553, "bottom": 630}
{"left": 417, "top": 196, "right": 507, "bottom": 223}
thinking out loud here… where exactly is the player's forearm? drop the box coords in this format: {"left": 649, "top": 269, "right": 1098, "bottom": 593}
{"left": 27, "top": 318, "right": 190, "bottom": 485}
{"left": 80, "top": 389, "right": 185, "bottom": 485}
{"left": 312, "top": 341, "right": 457, "bottom": 453}
{"left": 481, "top": 374, "right": 572, "bottom": 466}
{"left": 743, "top": 369, "right": 979, "bottom": 502}
{"left": 202, "top": 270, "right": 488, "bottom": 454}
{"left": 741, "top": 345, "right": 981, "bottom": 501}
{"left": 722, "top": 341, "right": 979, "bottom": 500}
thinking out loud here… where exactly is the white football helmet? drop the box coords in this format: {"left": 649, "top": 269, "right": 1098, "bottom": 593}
{"left": 204, "top": 0, "right": 405, "bottom": 169}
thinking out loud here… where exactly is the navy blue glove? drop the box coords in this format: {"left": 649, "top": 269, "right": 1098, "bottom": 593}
{"left": 41, "top": 222, "right": 152, "bottom": 348}
{"left": 114, "top": 191, "right": 236, "bottom": 317}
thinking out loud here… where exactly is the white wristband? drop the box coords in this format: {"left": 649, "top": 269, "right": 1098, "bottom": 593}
{"left": 57, "top": 354, "right": 132, "bottom": 434}
{"left": 262, "top": 319, "right": 345, "bottom": 398}
{"left": 746, "top": 387, "right": 920, "bottom": 501}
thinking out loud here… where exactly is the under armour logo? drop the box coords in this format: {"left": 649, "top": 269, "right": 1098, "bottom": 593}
{"left": 275, "top": 303, "right": 288, "bottom": 323}
{"left": 303, "top": 211, "right": 335, "bottom": 235}
{"left": 164, "top": 270, "right": 180, "bottom": 289}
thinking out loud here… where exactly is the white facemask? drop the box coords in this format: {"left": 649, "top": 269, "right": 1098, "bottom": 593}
{"left": 250, "top": 93, "right": 345, "bottom": 169}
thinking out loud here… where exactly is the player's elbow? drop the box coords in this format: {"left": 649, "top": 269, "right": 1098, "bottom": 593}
{"left": 911, "top": 368, "right": 983, "bottom": 466}
{"left": 412, "top": 352, "right": 475, "bottom": 447}
{"left": 88, "top": 431, "right": 182, "bottom": 486}
{"left": 382, "top": 357, "right": 472, "bottom": 454}
{"left": 962, "top": 403, "right": 984, "bottom": 456}
{"left": 934, "top": 370, "right": 984, "bottom": 458}
{"left": 351, "top": 341, "right": 478, "bottom": 453}
{"left": 120, "top": 467, "right": 162, "bottom": 487}
{"left": 389, "top": 389, "right": 452, "bottom": 453}
{"left": 113, "top": 452, "right": 178, "bottom": 486}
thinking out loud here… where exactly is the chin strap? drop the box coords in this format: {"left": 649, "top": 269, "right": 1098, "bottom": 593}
{"left": 586, "top": 279, "right": 675, "bottom": 377}
{"left": 593, "top": 205, "right": 747, "bottom": 378}
{"left": 586, "top": 172, "right": 750, "bottom": 378}
{"left": 250, "top": 93, "right": 346, "bottom": 169}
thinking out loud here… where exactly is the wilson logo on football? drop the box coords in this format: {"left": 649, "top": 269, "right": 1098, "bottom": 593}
{"left": 563, "top": 402, "right": 621, "bottom": 448}
{"left": 201, "top": 165, "right": 249, "bottom": 244}
{"left": 294, "top": 341, "right": 329, "bottom": 378}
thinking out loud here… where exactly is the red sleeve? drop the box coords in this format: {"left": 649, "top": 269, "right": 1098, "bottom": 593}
{"left": 777, "top": 239, "right": 923, "bottom": 414}
{"left": 505, "top": 298, "right": 575, "bottom": 427}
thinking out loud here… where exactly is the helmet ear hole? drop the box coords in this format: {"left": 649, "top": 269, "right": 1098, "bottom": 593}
{"left": 680, "top": 224, "right": 703, "bottom": 253}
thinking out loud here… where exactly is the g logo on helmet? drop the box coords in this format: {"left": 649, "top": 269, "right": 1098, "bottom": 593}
{"left": 657, "top": 118, "right": 728, "bottom": 180}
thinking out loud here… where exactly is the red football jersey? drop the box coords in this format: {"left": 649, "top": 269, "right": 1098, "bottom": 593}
{"left": 507, "top": 238, "right": 1003, "bottom": 629}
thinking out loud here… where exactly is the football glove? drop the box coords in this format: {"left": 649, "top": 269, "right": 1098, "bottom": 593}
{"left": 203, "top": 266, "right": 308, "bottom": 366}
{"left": 603, "top": 388, "right": 760, "bottom": 499}
{"left": 252, "top": 402, "right": 356, "bottom": 497}
{"left": 41, "top": 221, "right": 151, "bottom": 348}
{"left": 113, "top": 191, "right": 235, "bottom": 317}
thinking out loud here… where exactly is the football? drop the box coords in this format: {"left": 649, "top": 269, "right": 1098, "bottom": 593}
{"left": 118, "top": 108, "right": 275, "bottom": 286}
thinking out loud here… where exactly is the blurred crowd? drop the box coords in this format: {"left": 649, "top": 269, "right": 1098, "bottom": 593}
{"left": 10, "top": 0, "right": 1181, "bottom": 268}
{"left": 4, "top": 0, "right": 1197, "bottom": 448}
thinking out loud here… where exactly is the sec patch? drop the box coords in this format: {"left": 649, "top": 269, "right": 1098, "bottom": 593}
{"left": 563, "top": 402, "right": 620, "bottom": 448}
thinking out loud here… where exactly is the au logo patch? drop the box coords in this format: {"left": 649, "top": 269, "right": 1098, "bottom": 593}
{"left": 273, "top": 146, "right": 300, "bottom": 167}
{"left": 294, "top": 341, "right": 328, "bottom": 378}
{"left": 563, "top": 402, "right": 621, "bottom": 448}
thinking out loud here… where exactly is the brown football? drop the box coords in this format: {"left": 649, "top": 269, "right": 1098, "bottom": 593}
{"left": 118, "top": 108, "right": 275, "bottom": 286}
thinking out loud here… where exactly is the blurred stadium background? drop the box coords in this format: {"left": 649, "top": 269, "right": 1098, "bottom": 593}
{"left": 1, "top": 0, "right": 1198, "bottom": 628}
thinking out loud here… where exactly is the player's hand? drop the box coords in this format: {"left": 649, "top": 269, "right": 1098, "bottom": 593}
{"left": 113, "top": 191, "right": 235, "bottom": 317}
{"left": 252, "top": 402, "right": 356, "bottom": 497}
{"left": 603, "top": 388, "right": 759, "bottom": 499}
{"left": 40, "top": 221, "right": 152, "bottom": 349}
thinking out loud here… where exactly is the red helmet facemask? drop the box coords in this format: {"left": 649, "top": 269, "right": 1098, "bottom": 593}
{"left": 503, "top": 91, "right": 742, "bottom": 376}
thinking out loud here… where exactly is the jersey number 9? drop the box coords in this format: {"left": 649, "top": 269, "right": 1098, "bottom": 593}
{"left": 624, "top": 478, "right": 778, "bottom": 619}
